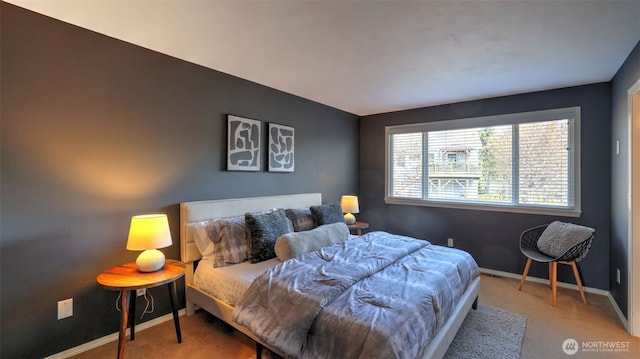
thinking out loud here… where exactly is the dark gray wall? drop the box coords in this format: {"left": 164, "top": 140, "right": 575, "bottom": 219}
{"left": 610, "top": 41, "right": 640, "bottom": 318}
{"left": 0, "top": 4, "right": 358, "bottom": 358}
{"left": 359, "top": 84, "right": 612, "bottom": 291}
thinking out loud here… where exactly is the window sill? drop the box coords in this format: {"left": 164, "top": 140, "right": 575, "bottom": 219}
{"left": 385, "top": 197, "right": 581, "bottom": 218}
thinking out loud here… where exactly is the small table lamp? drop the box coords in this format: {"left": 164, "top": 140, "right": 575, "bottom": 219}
{"left": 340, "top": 195, "right": 360, "bottom": 225}
{"left": 126, "top": 214, "right": 173, "bottom": 272}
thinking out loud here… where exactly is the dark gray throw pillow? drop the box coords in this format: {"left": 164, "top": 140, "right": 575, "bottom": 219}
{"left": 245, "top": 209, "right": 291, "bottom": 263}
{"left": 285, "top": 208, "right": 317, "bottom": 232}
{"left": 310, "top": 202, "right": 345, "bottom": 225}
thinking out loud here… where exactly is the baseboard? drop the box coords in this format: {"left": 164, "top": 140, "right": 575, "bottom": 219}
{"left": 44, "top": 309, "right": 186, "bottom": 359}
{"left": 607, "top": 291, "right": 630, "bottom": 332}
{"left": 479, "top": 267, "right": 609, "bottom": 296}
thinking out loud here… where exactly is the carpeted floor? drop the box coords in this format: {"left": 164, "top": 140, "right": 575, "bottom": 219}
{"left": 69, "top": 274, "right": 640, "bottom": 359}
{"left": 444, "top": 304, "right": 526, "bottom": 359}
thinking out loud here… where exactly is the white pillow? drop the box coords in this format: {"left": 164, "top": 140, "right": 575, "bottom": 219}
{"left": 275, "top": 222, "right": 350, "bottom": 261}
{"left": 193, "top": 220, "right": 215, "bottom": 258}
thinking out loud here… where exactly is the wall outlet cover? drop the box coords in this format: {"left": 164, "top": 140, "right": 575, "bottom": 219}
{"left": 57, "top": 298, "right": 73, "bottom": 320}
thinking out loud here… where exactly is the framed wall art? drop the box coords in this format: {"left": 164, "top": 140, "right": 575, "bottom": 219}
{"left": 227, "top": 115, "right": 261, "bottom": 171}
{"left": 268, "top": 123, "right": 294, "bottom": 172}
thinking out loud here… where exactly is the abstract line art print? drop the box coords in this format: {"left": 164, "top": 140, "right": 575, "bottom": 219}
{"left": 227, "top": 115, "right": 261, "bottom": 171}
{"left": 268, "top": 123, "right": 294, "bottom": 172}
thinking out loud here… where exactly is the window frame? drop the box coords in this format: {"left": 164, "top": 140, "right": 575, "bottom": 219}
{"left": 385, "top": 107, "right": 582, "bottom": 217}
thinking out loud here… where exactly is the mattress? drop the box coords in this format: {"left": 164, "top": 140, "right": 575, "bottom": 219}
{"left": 193, "top": 257, "right": 280, "bottom": 306}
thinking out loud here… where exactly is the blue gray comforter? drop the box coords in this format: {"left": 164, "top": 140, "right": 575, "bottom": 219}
{"left": 232, "top": 231, "right": 479, "bottom": 359}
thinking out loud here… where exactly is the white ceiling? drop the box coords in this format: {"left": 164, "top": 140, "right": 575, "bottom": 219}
{"left": 7, "top": 0, "right": 640, "bottom": 116}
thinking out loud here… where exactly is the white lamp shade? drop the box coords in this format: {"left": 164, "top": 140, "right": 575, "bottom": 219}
{"left": 126, "top": 214, "right": 173, "bottom": 251}
{"left": 340, "top": 195, "right": 360, "bottom": 214}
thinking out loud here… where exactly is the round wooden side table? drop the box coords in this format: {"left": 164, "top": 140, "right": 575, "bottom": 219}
{"left": 97, "top": 259, "right": 185, "bottom": 359}
{"left": 347, "top": 221, "right": 370, "bottom": 235}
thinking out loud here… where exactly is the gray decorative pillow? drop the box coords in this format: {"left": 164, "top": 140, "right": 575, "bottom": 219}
{"left": 206, "top": 216, "right": 249, "bottom": 267}
{"left": 275, "top": 222, "right": 350, "bottom": 261}
{"left": 193, "top": 216, "right": 249, "bottom": 267}
{"left": 310, "top": 202, "right": 345, "bottom": 225}
{"left": 285, "top": 208, "right": 317, "bottom": 232}
{"left": 246, "top": 209, "right": 291, "bottom": 263}
{"left": 536, "top": 221, "right": 595, "bottom": 258}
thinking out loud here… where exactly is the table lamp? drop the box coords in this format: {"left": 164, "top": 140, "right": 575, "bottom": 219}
{"left": 126, "top": 214, "right": 173, "bottom": 272}
{"left": 340, "top": 195, "right": 360, "bottom": 225}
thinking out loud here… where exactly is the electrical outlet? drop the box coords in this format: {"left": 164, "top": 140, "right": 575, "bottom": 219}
{"left": 57, "top": 298, "right": 73, "bottom": 320}
{"left": 447, "top": 238, "right": 454, "bottom": 247}
{"left": 137, "top": 288, "right": 146, "bottom": 297}
{"left": 617, "top": 268, "right": 621, "bottom": 284}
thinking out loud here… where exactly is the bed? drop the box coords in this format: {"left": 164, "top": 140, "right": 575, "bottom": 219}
{"left": 180, "top": 193, "right": 480, "bottom": 359}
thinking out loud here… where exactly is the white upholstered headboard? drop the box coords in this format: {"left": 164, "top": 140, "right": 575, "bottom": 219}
{"left": 180, "top": 193, "right": 322, "bottom": 264}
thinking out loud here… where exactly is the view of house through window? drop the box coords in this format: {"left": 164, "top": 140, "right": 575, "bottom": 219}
{"left": 386, "top": 107, "right": 580, "bottom": 216}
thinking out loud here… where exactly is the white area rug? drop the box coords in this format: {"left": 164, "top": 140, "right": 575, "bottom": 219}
{"left": 251, "top": 304, "right": 526, "bottom": 359}
{"left": 444, "top": 304, "right": 527, "bottom": 359}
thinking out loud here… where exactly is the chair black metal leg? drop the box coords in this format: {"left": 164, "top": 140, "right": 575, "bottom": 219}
{"left": 256, "top": 342, "right": 263, "bottom": 359}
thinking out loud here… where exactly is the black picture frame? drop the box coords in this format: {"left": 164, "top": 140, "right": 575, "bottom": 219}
{"left": 268, "top": 123, "right": 294, "bottom": 172}
{"left": 227, "top": 115, "right": 261, "bottom": 171}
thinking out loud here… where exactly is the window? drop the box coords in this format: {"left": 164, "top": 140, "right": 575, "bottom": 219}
{"left": 386, "top": 107, "right": 581, "bottom": 216}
